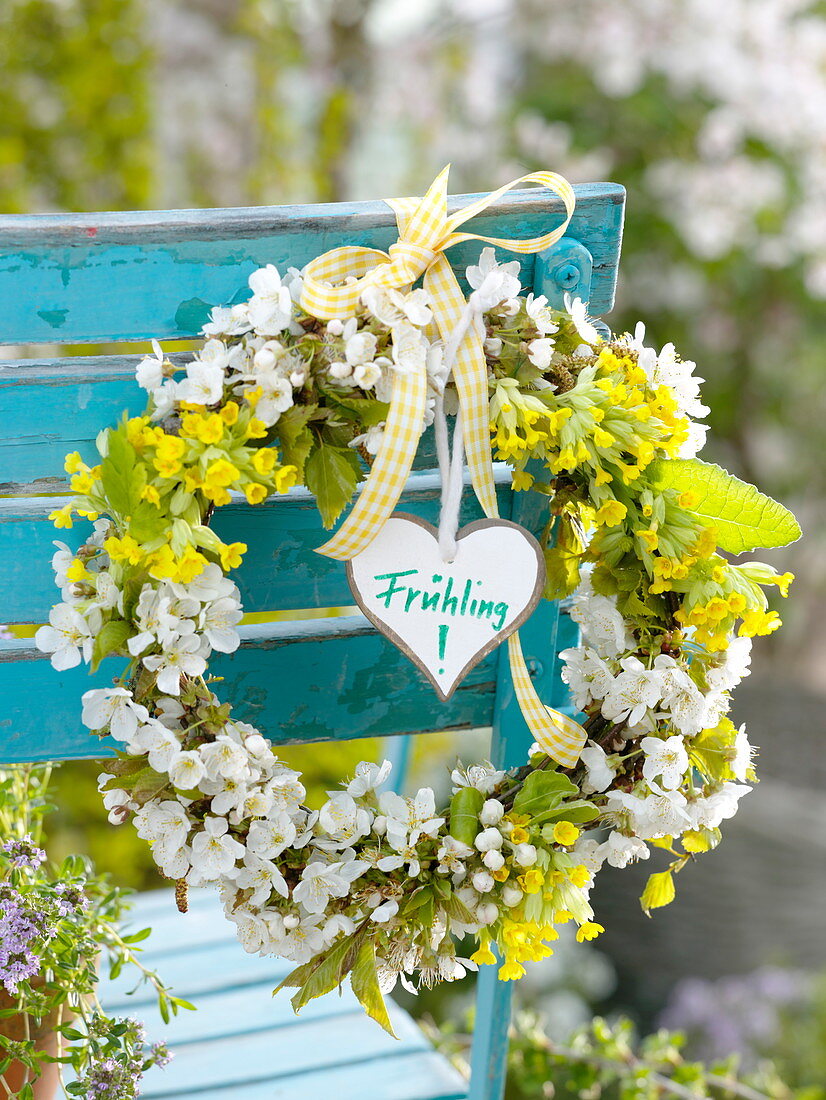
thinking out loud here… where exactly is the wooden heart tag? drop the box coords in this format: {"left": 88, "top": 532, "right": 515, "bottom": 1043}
{"left": 346, "top": 513, "right": 545, "bottom": 701}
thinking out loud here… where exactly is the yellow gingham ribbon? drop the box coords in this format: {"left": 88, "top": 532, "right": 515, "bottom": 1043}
{"left": 301, "top": 166, "right": 586, "bottom": 767}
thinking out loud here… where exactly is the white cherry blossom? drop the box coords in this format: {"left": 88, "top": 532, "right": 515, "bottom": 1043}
{"left": 35, "top": 604, "right": 95, "bottom": 670}
{"left": 81, "top": 687, "right": 148, "bottom": 742}
{"left": 641, "top": 734, "right": 689, "bottom": 790}
{"left": 247, "top": 265, "right": 293, "bottom": 334}
{"left": 190, "top": 816, "right": 245, "bottom": 880}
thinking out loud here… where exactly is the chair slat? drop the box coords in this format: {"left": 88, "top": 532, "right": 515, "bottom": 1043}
{"left": 0, "top": 467, "right": 513, "bottom": 623}
{"left": 0, "top": 354, "right": 448, "bottom": 494}
{"left": 0, "top": 184, "right": 624, "bottom": 344}
{"left": 0, "top": 617, "right": 500, "bottom": 763}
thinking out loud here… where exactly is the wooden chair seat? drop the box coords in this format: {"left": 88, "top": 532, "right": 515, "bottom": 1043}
{"left": 98, "top": 889, "right": 468, "bottom": 1100}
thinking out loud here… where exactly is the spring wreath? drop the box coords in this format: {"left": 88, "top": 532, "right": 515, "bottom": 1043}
{"left": 36, "top": 170, "right": 800, "bottom": 1033}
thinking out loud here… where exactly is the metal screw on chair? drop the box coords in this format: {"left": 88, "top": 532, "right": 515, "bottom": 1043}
{"left": 553, "top": 261, "right": 580, "bottom": 290}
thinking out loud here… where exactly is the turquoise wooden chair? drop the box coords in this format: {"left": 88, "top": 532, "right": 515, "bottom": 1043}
{"left": 0, "top": 181, "right": 624, "bottom": 1099}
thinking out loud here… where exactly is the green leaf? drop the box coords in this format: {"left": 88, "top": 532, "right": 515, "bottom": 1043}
{"left": 99, "top": 422, "right": 146, "bottom": 520}
{"left": 304, "top": 443, "right": 360, "bottom": 528}
{"left": 275, "top": 934, "right": 357, "bottom": 1012}
{"left": 350, "top": 941, "right": 397, "bottom": 1037}
{"left": 449, "top": 787, "right": 484, "bottom": 846}
{"left": 650, "top": 458, "right": 801, "bottom": 553}
{"left": 512, "top": 770, "right": 578, "bottom": 817}
{"left": 90, "top": 619, "right": 132, "bottom": 672}
{"left": 329, "top": 395, "right": 390, "bottom": 428}
{"left": 275, "top": 404, "right": 317, "bottom": 480}
{"left": 536, "top": 799, "right": 600, "bottom": 826}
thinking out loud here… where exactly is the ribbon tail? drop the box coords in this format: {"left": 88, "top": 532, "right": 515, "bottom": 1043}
{"left": 315, "top": 366, "right": 429, "bottom": 561}
{"left": 507, "top": 633, "right": 587, "bottom": 768}
{"left": 425, "top": 255, "right": 499, "bottom": 520}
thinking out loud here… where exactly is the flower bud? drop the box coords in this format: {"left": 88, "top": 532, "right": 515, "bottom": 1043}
{"left": 476, "top": 902, "right": 499, "bottom": 926}
{"left": 483, "top": 849, "right": 505, "bottom": 871}
{"left": 513, "top": 843, "right": 538, "bottom": 867}
{"left": 479, "top": 799, "right": 504, "bottom": 826}
{"left": 472, "top": 870, "right": 495, "bottom": 893}
{"left": 474, "top": 827, "right": 503, "bottom": 852}
{"left": 502, "top": 885, "right": 523, "bottom": 908}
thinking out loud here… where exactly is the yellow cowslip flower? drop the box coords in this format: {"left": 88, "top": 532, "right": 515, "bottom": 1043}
{"left": 204, "top": 459, "right": 240, "bottom": 489}
{"left": 147, "top": 544, "right": 177, "bottom": 580}
{"left": 173, "top": 546, "right": 208, "bottom": 584}
{"left": 511, "top": 469, "right": 534, "bottom": 491}
{"left": 498, "top": 959, "right": 526, "bottom": 981}
{"left": 594, "top": 467, "right": 613, "bottom": 486}
{"left": 245, "top": 417, "right": 268, "bottom": 440}
{"left": 492, "top": 865, "right": 510, "bottom": 882}
{"left": 777, "top": 571, "right": 795, "bottom": 597}
{"left": 153, "top": 433, "right": 186, "bottom": 478}
{"left": 554, "top": 909, "right": 574, "bottom": 924}
{"left": 65, "top": 559, "right": 90, "bottom": 583}
{"left": 126, "top": 417, "right": 153, "bottom": 449}
{"left": 575, "top": 921, "right": 605, "bottom": 943}
{"left": 220, "top": 542, "right": 247, "bottom": 570}
{"left": 104, "top": 535, "right": 142, "bottom": 565}
{"left": 615, "top": 459, "right": 643, "bottom": 483}
{"left": 568, "top": 865, "right": 591, "bottom": 889}
{"left": 705, "top": 597, "right": 730, "bottom": 622}
{"left": 517, "top": 869, "right": 545, "bottom": 895}
{"left": 625, "top": 363, "right": 647, "bottom": 386}
{"left": 252, "top": 448, "right": 278, "bottom": 477}
{"left": 727, "top": 592, "right": 747, "bottom": 614}
{"left": 178, "top": 401, "right": 206, "bottom": 414}
{"left": 184, "top": 469, "right": 203, "bottom": 494}
{"left": 509, "top": 825, "right": 530, "bottom": 845}
{"left": 636, "top": 528, "right": 659, "bottom": 553}
{"left": 154, "top": 433, "right": 186, "bottom": 463}
{"left": 274, "top": 465, "right": 299, "bottom": 493}
{"left": 206, "top": 487, "right": 232, "bottom": 507}
{"left": 184, "top": 413, "right": 224, "bottom": 445}
{"left": 590, "top": 406, "right": 606, "bottom": 424}
{"left": 634, "top": 439, "right": 656, "bottom": 469}
{"left": 592, "top": 426, "right": 615, "bottom": 449}
{"left": 244, "top": 386, "right": 263, "bottom": 408}
{"left": 552, "top": 821, "right": 580, "bottom": 846}
{"left": 155, "top": 458, "right": 182, "bottom": 479}
{"left": 594, "top": 500, "right": 627, "bottom": 527}
{"left": 679, "top": 489, "right": 700, "bottom": 510}
{"left": 470, "top": 942, "right": 497, "bottom": 967}
{"left": 551, "top": 446, "right": 578, "bottom": 474}
{"left": 76, "top": 508, "right": 99, "bottom": 521}
{"left": 692, "top": 527, "right": 718, "bottom": 559}
{"left": 141, "top": 485, "right": 161, "bottom": 506}
{"left": 642, "top": 502, "right": 653, "bottom": 518}
{"left": 70, "top": 471, "right": 95, "bottom": 495}
{"left": 64, "top": 451, "right": 84, "bottom": 475}
{"left": 244, "top": 482, "right": 269, "bottom": 505}
{"left": 711, "top": 564, "right": 728, "bottom": 583}
{"left": 220, "top": 401, "right": 240, "bottom": 425}
{"left": 739, "top": 609, "right": 781, "bottom": 637}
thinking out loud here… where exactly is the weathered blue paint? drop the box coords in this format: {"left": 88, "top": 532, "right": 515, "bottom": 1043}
{"left": 0, "top": 617, "right": 502, "bottom": 764}
{"left": 0, "top": 184, "right": 623, "bottom": 344}
{"left": 2, "top": 183, "right": 617, "bottom": 1100}
{"left": 0, "top": 468, "right": 514, "bottom": 624}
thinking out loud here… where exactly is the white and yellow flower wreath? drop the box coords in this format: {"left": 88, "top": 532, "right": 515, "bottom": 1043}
{"left": 36, "top": 170, "right": 800, "bottom": 1031}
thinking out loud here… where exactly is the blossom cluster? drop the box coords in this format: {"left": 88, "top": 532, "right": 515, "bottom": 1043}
{"left": 35, "top": 248, "right": 798, "bottom": 1024}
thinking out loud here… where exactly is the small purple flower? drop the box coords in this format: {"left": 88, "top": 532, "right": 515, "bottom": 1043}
{"left": 2, "top": 833, "right": 46, "bottom": 870}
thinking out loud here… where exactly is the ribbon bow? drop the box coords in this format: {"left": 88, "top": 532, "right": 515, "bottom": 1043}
{"left": 301, "top": 166, "right": 586, "bottom": 768}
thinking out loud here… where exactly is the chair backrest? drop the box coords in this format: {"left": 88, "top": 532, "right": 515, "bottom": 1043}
{"left": 0, "top": 183, "right": 625, "bottom": 767}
